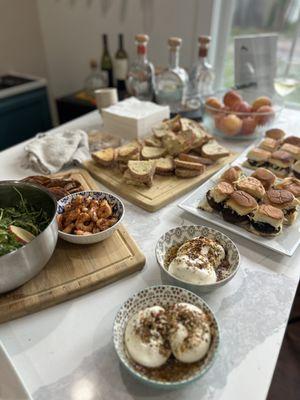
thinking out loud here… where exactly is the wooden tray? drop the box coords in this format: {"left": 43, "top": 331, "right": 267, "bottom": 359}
{"left": 0, "top": 169, "right": 145, "bottom": 324}
{"left": 84, "top": 153, "right": 237, "bottom": 212}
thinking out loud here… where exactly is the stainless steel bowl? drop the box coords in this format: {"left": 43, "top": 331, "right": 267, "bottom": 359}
{"left": 0, "top": 181, "right": 58, "bottom": 293}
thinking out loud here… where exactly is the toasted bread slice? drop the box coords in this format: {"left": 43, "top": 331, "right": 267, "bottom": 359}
{"left": 117, "top": 140, "right": 141, "bottom": 161}
{"left": 175, "top": 168, "right": 203, "bottom": 178}
{"left": 144, "top": 136, "right": 162, "bottom": 148}
{"left": 155, "top": 157, "right": 175, "bottom": 175}
{"left": 127, "top": 160, "right": 156, "bottom": 183}
{"left": 92, "top": 147, "right": 115, "bottom": 167}
{"left": 178, "top": 153, "right": 214, "bottom": 165}
{"left": 201, "top": 140, "right": 230, "bottom": 160}
{"left": 174, "top": 159, "right": 205, "bottom": 172}
{"left": 123, "top": 169, "right": 153, "bottom": 188}
{"left": 141, "top": 146, "right": 167, "bottom": 160}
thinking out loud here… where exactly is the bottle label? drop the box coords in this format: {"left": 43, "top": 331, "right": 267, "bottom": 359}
{"left": 115, "top": 59, "right": 128, "bottom": 80}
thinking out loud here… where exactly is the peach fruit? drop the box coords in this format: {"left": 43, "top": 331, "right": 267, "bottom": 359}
{"left": 255, "top": 105, "right": 275, "bottom": 126}
{"left": 218, "top": 114, "right": 243, "bottom": 136}
{"left": 252, "top": 96, "right": 272, "bottom": 112}
{"left": 205, "top": 97, "right": 223, "bottom": 113}
{"left": 223, "top": 90, "right": 242, "bottom": 108}
{"left": 240, "top": 116, "right": 257, "bottom": 135}
{"left": 231, "top": 100, "right": 252, "bottom": 114}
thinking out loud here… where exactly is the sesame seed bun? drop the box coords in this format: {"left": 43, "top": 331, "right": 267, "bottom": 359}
{"left": 226, "top": 190, "right": 258, "bottom": 215}
{"left": 219, "top": 166, "right": 243, "bottom": 184}
{"left": 251, "top": 168, "right": 276, "bottom": 190}
{"left": 235, "top": 177, "right": 265, "bottom": 200}
{"left": 265, "top": 128, "right": 285, "bottom": 140}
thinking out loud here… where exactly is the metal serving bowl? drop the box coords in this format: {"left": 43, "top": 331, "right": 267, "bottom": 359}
{"left": 0, "top": 181, "right": 58, "bottom": 293}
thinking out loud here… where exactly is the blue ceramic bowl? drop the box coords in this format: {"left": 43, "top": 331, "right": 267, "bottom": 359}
{"left": 113, "top": 285, "right": 220, "bottom": 389}
{"left": 57, "top": 190, "right": 124, "bottom": 244}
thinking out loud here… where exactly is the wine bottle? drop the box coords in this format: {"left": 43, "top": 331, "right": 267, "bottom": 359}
{"left": 115, "top": 33, "right": 128, "bottom": 92}
{"left": 101, "top": 34, "right": 113, "bottom": 87}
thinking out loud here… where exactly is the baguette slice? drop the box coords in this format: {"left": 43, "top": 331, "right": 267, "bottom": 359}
{"left": 201, "top": 140, "right": 230, "bottom": 160}
{"left": 141, "top": 146, "right": 167, "bottom": 160}
{"left": 178, "top": 153, "right": 214, "bottom": 165}
{"left": 155, "top": 157, "right": 175, "bottom": 175}
{"left": 92, "top": 147, "right": 115, "bottom": 167}
{"left": 175, "top": 168, "right": 203, "bottom": 178}
{"left": 127, "top": 160, "right": 156, "bottom": 183}
{"left": 174, "top": 159, "right": 205, "bottom": 172}
{"left": 123, "top": 169, "right": 153, "bottom": 188}
{"left": 144, "top": 136, "right": 163, "bottom": 148}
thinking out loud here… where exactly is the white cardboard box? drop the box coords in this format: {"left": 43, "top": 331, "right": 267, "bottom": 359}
{"left": 102, "top": 97, "right": 170, "bottom": 140}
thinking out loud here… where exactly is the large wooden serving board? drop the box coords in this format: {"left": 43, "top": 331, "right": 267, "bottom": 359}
{"left": 0, "top": 169, "right": 145, "bottom": 324}
{"left": 84, "top": 153, "right": 237, "bottom": 212}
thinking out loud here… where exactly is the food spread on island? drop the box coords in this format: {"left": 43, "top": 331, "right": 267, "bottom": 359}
{"left": 57, "top": 194, "right": 118, "bottom": 235}
{"left": 164, "top": 236, "right": 230, "bottom": 284}
{"left": 0, "top": 188, "right": 50, "bottom": 256}
{"left": 124, "top": 302, "right": 212, "bottom": 380}
{"left": 91, "top": 115, "right": 231, "bottom": 187}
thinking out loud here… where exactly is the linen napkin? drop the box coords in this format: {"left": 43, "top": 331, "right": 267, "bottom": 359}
{"left": 24, "top": 129, "right": 90, "bottom": 174}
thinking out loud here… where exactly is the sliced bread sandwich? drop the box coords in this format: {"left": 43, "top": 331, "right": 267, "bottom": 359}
{"left": 92, "top": 147, "right": 115, "bottom": 167}
{"left": 178, "top": 152, "right": 214, "bottom": 165}
{"left": 155, "top": 157, "right": 175, "bottom": 175}
{"left": 123, "top": 160, "right": 156, "bottom": 187}
{"left": 200, "top": 140, "right": 230, "bottom": 160}
{"left": 116, "top": 140, "right": 141, "bottom": 162}
{"left": 175, "top": 168, "right": 204, "bottom": 178}
{"left": 144, "top": 136, "right": 163, "bottom": 148}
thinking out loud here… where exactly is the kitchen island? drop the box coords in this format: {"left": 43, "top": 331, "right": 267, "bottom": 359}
{"left": 0, "top": 109, "right": 299, "bottom": 400}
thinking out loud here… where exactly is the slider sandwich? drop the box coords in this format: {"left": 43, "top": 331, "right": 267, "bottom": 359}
{"left": 235, "top": 176, "right": 265, "bottom": 200}
{"left": 259, "top": 138, "right": 279, "bottom": 153}
{"left": 282, "top": 135, "right": 300, "bottom": 147}
{"left": 244, "top": 148, "right": 271, "bottom": 169}
{"left": 250, "top": 204, "right": 284, "bottom": 237}
{"left": 293, "top": 160, "right": 300, "bottom": 179}
{"left": 275, "top": 177, "right": 300, "bottom": 201}
{"left": 263, "top": 188, "right": 299, "bottom": 225}
{"left": 251, "top": 168, "right": 276, "bottom": 190}
{"left": 206, "top": 182, "right": 234, "bottom": 212}
{"left": 219, "top": 166, "right": 243, "bottom": 184}
{"left": 222, "top": 190, "right": 258, "bottom": 224}
{"left": 280, "top": 143, "right": 300, "bottom": 161}
{"left": 265, "top": 128, "right": 285, "bottom": 141}
{"left": 268, "top": 150, "right": 294, "bottom": 178}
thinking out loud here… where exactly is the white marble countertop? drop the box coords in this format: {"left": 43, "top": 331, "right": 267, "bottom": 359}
{"left": 0, "top": 109, "right": 300, "bottom": 400}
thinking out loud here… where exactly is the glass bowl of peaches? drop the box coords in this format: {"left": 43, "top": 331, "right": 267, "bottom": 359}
{"left": 203, "top": 89, "right": 284, "bottom": 140}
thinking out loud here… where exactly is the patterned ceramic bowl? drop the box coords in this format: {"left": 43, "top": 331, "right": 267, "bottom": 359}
{"left": 156, "top": 225, "right": 240, "bottom": 294}
{"left": 113, "top": 285, "right": 219, "bottom": 389}
{"left": 57, "top": 190, "right": 124, "bottom": 244}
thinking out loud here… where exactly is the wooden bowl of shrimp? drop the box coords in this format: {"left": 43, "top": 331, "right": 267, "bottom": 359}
{"left": 56, "top": 191, "right": 124, "bottom": 244}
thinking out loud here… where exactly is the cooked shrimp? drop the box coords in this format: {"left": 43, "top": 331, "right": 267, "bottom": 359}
{"left": 56, "top": 214, "right": 64, "bottom": 229}
{"left": 96, "top": 217, "right": 117, "bottom": 231}
{"left": 74, "top": 230, "right": 92, "bottom": 236}
{"left": 97, "top": 200, "right": 112, "bottom": 218}
{"left": 63, "top": 223, "right": 75, "bottom": 233}
{"left": 64, "top": 208, "right": 81, "bottom": 224}
{"left": 89, "top": 207, "right": 98, "bottom": 222}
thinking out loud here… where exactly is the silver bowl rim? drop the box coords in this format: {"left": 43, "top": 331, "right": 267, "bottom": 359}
{"left": 0, "top": 180, "right": 57, "bottom": 260}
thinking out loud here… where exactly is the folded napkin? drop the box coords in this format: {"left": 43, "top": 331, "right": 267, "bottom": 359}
{"left": 24, "top": 129, "right": 90, "bottom": 174}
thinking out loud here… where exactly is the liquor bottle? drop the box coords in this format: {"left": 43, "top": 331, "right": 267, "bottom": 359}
{"left": 155, "top": 37, "right": 189, "bottom": 113}
{"left": 115, "top": 33, "right": 128, "bottom": 92}
{"left": 101, "top": 34, "right": 113, "bottom": 87}
{"left": 84, "top": 59, "right": 108, "bottom": 97}
{"left": 126, "top": 34, "right": 154, "bottom": 101}
{"left": 190, "top": 36, "right": 215, "bottom": 97}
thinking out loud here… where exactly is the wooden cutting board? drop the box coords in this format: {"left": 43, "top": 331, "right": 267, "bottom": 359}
{"left": 84, "top": 153, "right": 237, "bottom": 212}
{"left": 0, "top": 169, "right": 145, "bottom": 324}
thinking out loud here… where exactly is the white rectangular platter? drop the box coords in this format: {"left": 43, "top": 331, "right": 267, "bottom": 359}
{"left": 178, "top": 161, "right": 300, "bottom": 257}
{"left": 0, "top": 342, "right": 32, "bottom": 399}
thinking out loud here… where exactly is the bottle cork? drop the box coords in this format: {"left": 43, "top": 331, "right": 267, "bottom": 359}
{"left": 135, "top": 34, "right": 149, "bottom": 43}
{"left": 198, "top": 36, "right": 211, "bottom": 45}
{"left": 168, "top": 37, "right": 182, "bottom": 48}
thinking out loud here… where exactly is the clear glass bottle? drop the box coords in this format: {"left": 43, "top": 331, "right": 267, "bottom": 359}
{"left": 190, "top": 36, "right": 215, "bottom": 98}
{"left": 85, "top": 59, "right": 108, "bottom": 97}
{"left": 126, "top": 34, "right": 154, "bottom": 101}
{"left": 155, "top": 37, "right": 189, "bottom": 113}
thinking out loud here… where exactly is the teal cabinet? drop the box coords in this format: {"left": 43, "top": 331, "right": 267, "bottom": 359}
{"left": 0, "top": 88, "right": 52, "bottom": 151}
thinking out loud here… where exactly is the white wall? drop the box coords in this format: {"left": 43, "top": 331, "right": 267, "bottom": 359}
{"left": 37, "top": 0, "right": 214, "bottom": 98}
{"left": 0, "top": 0, "right": 48, "bottom": 78}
